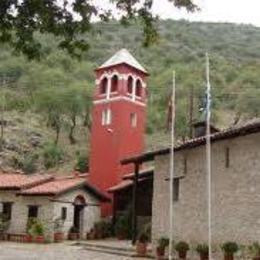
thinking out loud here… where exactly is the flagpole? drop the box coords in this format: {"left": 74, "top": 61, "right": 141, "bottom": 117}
{"left": 169, "top": 71, "right": 176, "bottom": 260}
{"left": 206, "top": 53, "right": 212, "bottom": 260}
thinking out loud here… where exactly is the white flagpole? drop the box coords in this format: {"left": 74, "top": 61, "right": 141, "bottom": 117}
{"left": 206, "top": 53, "right": 212, "bottom": 260}
{"left": 169, "top": 71, "right": 176, "bottom": 260}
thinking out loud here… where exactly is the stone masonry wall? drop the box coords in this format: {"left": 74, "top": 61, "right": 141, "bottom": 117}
{"left": 53, "top": 188, "right": 101, "bottom": 239}
{"left": 0, "top": 187, "right": 101, "bottom": 241}
{"left": 152, "top": 133, "right": 260, "bottom": 248}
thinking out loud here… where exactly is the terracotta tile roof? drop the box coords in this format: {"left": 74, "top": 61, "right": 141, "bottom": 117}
{"left": 108, "top": 177, "right": 150, "bottom": 193}
{"left": 0, "top": 173, "right": 53, "bottom": 190}
{"left": 0, "top": 172, "right": 110, "bottom": 202}
{"left": 18, "top": 177, "right": 86, "bottom": 196}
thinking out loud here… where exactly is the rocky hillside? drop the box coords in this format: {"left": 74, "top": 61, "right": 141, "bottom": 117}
{"left": 0, "top": 19, "right": 260, "bottom": 174}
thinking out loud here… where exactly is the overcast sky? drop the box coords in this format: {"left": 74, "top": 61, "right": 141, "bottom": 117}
{"left": 94, "top": 0, "right": 260, "bottom": 27}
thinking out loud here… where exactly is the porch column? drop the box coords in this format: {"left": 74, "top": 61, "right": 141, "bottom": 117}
{"left": 132, "top": 162, "right": 140, "bottom": 245}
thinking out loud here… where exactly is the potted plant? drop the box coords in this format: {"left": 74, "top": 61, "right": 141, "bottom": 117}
{"left": 156, "top": 237, "right": 169, "bottom": 259}
{"left": 68, "top": 226, "right": 79, "bottom": 240}
{"left": 196, "top": 244, "right": 209, "bottom": 260}
{"left": 25, "top": 218, "right": 36, "bottom": 243}
{"left": 221, "top": 242, "right": 239, "bottom": 260}
{"left": 53, "top": 218, "right": 64, "bottom": 242}
{"left": 86, "top": 228, "right": 96, "bottom": 240}
{"left": 136, "top": 232, "right": 149, "bottom": 257}
{"left": 114, "top": 216, "right": 129, "bottom": 240}
{"left": 28, "top": 219, "right": 45, "bottom": 243}
{"left": 175, "top": 241, "right": 190, "bottom": 259}
{"left": 249, "top": 242, "right": 260, "bottom": 260}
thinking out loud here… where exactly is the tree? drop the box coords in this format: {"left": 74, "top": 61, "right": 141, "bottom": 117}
{"left": 0, "top": 0, "right": 197, "bottom": 59}
{"left": 36, "top": 87, "right": 65, "bottom": 144}
{"left": 62, "top": 84, "right": 85, "bottom": 144}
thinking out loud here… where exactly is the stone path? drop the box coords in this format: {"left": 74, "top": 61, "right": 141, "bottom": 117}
{"left": 0, "top": 242, "right": 147, "bottom": 260}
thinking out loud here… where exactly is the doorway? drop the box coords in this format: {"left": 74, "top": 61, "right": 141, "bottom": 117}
{"left": 73, "top": 196, "right": 86, "bottom": 236}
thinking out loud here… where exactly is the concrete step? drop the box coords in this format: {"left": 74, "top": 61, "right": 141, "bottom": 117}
{"left": 73, "top": 241, "right": 153, "bottom": 258}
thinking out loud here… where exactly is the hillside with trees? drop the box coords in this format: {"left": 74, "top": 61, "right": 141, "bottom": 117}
{"left": 0, "top": 20, "right": 260, "bottom": 173}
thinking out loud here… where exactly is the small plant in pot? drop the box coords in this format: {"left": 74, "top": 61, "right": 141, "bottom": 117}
{"left": 68, "top": 226, "right": 79, "bottom": 240}
{"left": 221, "top": 241, "right": 239, "bottom": 260}
{"left": 175, "top": 241, "right": 190, "bottom": 259}
{"left": 53, "top": 218, "right": 64, "bottom": 242}
{"left": 114, "top": 216, "right": 129, "bottom": 240}
{"left": 249, "top": 242, "right": 260, "bottom": 260}
{"left": 136, "top": 232, "right": 149, "bottom": 257}
{"left": 29, "top": 220, "right": 45, "bottom": 243}
{"left": 156, "top": 237, "right": 169, "bottom": 259}
{"left": 196, "top": 244, "right": 209, "bottom": 260}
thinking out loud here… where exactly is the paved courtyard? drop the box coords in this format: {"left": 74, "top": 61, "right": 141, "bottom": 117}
{"left": 0, "top": 242, "right": 141, "bottom": 260}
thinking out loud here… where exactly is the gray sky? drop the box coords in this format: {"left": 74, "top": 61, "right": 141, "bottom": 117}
{"left": 94, "top": 0, "right": 260, "bottom": 27}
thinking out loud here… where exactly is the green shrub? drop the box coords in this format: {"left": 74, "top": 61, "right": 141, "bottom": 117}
{"left": 196, "top": 244, "right": 209, "bottom": 255}
{"left": 42, "top": 143, "right": 63, "bottom": 169}
{"left": 221, "top": 241, "right": 239, "bottom": 254}
{"left": 75, "top": 152, "right": 88, "bottom": 173}
{"left": 157, "top": 237, "right": 169, "bottom": 249}
{"left": 69, "top": 226, "right": 79, "bottom": 233}
{"left": 175, "top": 241, "right": 190, "bottom": 252}
{"left": 114, "top": 215, "right": 131, "bottom": 238}
{"left": 28, "top": 219, "right": 44, "bottom": 237}
{"left": 21, "top": 154, "right": 38, "bottom": 174}
{"left": 94, "top": 221, "right": 112, "bottom": 238}
{"left": 249, "top": 242, "right": 260, "bottom": 257}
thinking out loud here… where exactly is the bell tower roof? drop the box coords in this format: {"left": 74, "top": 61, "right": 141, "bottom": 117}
{"left": 98, "top": 49, "right": 148, "bottom": 74}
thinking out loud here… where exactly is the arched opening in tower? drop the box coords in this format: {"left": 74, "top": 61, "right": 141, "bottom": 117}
{"left": 111, "top": 75, "right": 118, "bottom": 92}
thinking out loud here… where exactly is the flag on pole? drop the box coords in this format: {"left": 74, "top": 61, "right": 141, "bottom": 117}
{"left": 205, "top": 53, "right": 213, "bottom": 260}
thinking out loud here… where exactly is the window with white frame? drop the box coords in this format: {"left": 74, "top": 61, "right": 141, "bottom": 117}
{"left": 102, "top": 109, "right": 112, "bottom": 125}
{"left": 130, "top": 113, "right": 137, "bottom": 127}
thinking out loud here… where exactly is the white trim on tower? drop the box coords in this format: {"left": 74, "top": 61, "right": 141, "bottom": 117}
{"left": 93, "top": 96, "right": 146, "bottom": 107}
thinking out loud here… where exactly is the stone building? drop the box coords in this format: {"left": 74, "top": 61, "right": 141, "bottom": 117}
{"left": 0, "top": 172, "right": 109, "bottom": 241}
{"left": 122, "top": 120, "right": 260, "bottom": 245}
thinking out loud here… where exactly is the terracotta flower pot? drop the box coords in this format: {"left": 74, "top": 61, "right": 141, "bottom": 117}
{"left": 24, "top": 234, "right": 33, "bottom": 243}
{"left": 156, "top": 247, "right": 165, "bottom": 259}
{"left": 224, "top": 254, "right": 234, "bottom": 260}
{"left": 200, "top": 253, "right": 209, "bottom": 260}
{"left": 136, "top": 242, "right": 147, "bottom": 257}
{"left": 68, "top": 232, "right": 79, "bottom": 240}
{"left": 178, "top": 250, "right": 187, "bottom": 259}
{"left": 54, "top": 232, "right": 64, "bottom": 242}
{"left": 35, "top": 235, "right": 45, "bottom": 243}
{"left": 116, "top": 232, "right": 127, "bottom": 240}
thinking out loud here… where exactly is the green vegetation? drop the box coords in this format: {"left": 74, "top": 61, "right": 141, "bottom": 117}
{"left": 0, "top": 20, "right": 260, "bottom": 173}
{"left": 42, "top": 143, "right": 63, "bottom": 169}
{"left": 221, "top": 241, "right": 239, "bottom": 255}
{"left": 0, "top": 1, "right": 196, "bottom": 59}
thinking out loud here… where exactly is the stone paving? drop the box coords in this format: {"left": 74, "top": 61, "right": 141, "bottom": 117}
{"left": 0, "top": 242, "right": 146, "bottom": 260}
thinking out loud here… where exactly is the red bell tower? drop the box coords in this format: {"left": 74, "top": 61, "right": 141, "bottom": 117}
{"left": 89, "top": 49, "right": 148, "bottom": 216}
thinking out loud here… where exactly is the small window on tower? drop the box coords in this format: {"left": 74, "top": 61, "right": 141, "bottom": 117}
{"left": 102, "top": 109, "right": 112, "bottom": 125}
{"left": 127, "top": 76, "right": 133, "bottom": 94}
{"left": 135, "top": 79, "right": 142, "bottom": 97}
{"left": 100, "top": 77, "right": 108, "bottom": 94}
{"left": 130, "top": 113, "right": 137, "bottom": 127}
{"left": 111, "top": 75, "right": 118, "bottom": 93}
